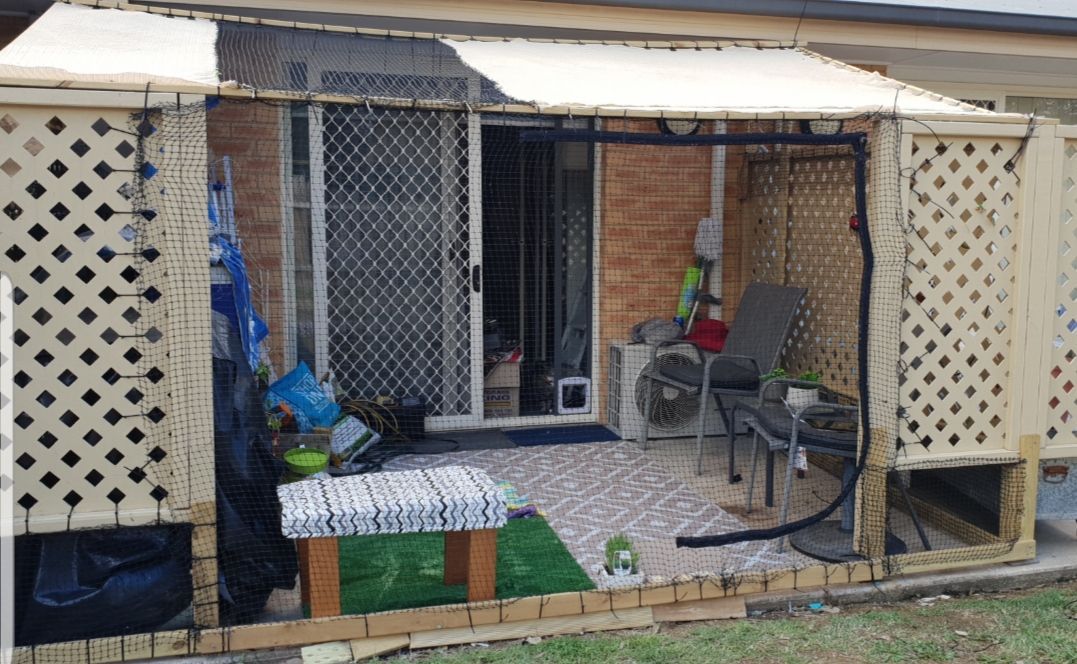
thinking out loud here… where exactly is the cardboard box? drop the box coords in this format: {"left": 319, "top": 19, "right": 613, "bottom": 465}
{"left": 484, "top": 361, "right": 521, "bottom": 418}
{"left": 484, "top": 387, "right": 520, "bottom": 418}
{"left": 485, "top": 361, "right": 520, "bottom": 389}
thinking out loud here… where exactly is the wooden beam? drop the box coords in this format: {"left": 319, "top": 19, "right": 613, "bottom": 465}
{"left": 651, "top": 597, "right": 747, "bottom": 623}
{"left": 1018, "top": 435, "right": 1041, "bottom": 543}
{"left": 409, "top": 607, "right": 654, "bottom": 650}
{"left": 466, "top": 529, "right": 498, "bottom": 602}
{"left": 349, "top": 635, "right": 410, "bottom": 661}
{"left": 297, "top": 538, "right": 342, "bottom": 619}
{"left": 11, "top": 559, "right": 877, "bottom": 663}
{"left": 890, "top": 539, "right": 1036, "bottom": 575}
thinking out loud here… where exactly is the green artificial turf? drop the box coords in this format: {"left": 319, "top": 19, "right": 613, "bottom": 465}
{"left": 337, "top": 517, "right": 595, "bottom": 615}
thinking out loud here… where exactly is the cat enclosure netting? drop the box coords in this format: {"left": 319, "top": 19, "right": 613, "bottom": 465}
{"left": 0, "top": 3, "right": 1047, "bottom": 661}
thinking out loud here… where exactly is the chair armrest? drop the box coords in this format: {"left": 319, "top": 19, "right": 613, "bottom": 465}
{"left": 793, "top": 402, "right": 859, "bottom": 423}
{"left": 760, "top": 377, "right": 826, "bottom": 401}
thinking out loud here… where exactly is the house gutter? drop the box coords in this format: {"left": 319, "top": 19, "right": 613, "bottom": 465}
{"left": 540, "top": 0, "right": 1077, "bottom": 38}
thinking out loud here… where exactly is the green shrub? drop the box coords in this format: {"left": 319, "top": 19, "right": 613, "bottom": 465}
{"left": 604, "top": 533, "right": 640, "bottom": 574}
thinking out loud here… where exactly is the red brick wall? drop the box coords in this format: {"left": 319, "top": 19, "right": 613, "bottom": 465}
{"left": 597, "top": 118, "right": 714, "bottom": 421}
{"left": 206, "top": 100, "right": 288, "bottom": 371}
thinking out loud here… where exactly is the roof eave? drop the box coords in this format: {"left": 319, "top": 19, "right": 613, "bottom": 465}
{"left": 535, "top": 0, "right": 1077, "bottom": 38}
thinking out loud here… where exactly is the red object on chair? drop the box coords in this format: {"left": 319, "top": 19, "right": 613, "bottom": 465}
{"left": 685, "top": 319, "right": 728, "bottom": 353}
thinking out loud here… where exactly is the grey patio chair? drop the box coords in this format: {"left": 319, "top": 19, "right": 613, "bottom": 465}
{"left": 639, "top": 282, "right": 807, "bottom": 476}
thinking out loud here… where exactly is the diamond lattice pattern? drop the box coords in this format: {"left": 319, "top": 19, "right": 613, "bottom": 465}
{"left": 1047, "top": 141, "right": 1077, "bottom": 445}
{"left": 1, "top": 107, "right": 171, "bottom": 531}
{"left": 321, "top": 107, "right": 472, "bottom": 417}
{"left": 900, "top": 137, "right": 1021, "bottom": 456}
{"left": 742, "top": 149, "right": 861, "bottom": 392}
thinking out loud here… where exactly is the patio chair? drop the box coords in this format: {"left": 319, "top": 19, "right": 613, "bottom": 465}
{"left": 734, "top": 378, "right": 931, "bottom": 555}
{"left": 639, "top": 282, "right": 807, "bottom": 476}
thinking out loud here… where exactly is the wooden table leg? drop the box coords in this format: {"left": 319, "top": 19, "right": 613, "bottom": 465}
{"left": 444, "top": 531, "right": 470, "bottom": 585}
{"left": 298, "top": 538, "right": 341, "bottom": 618}
{"left": 465, "top": 528, "right": 498, "bottom": 602}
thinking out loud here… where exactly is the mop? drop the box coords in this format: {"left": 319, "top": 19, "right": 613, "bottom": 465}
{"left": 683, "top": 216, "right": 723, "bottom": 334}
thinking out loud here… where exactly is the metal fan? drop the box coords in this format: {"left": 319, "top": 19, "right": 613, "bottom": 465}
{"left": 633, "top": 351, "right": 700, "bottom": 431}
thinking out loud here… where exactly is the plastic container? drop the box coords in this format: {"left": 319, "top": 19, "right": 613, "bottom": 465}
{"left": 284, "top": 447, "right": 329, "bottom": 475}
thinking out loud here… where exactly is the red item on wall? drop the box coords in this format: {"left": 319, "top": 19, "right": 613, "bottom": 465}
{"left": 685, "top": 319, "right": 729, "bottom": 353}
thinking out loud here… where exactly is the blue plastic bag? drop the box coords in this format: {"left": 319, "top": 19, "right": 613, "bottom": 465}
{"left": 265, "top": 362, "right": 340, "bottom": 433}
{"left": 211, "top": 237, "right": 268, "bottom": 374}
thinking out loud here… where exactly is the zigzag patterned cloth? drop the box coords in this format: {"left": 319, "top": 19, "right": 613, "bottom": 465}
{"left": 277, "top": 465, "right": 507, "bottom": 538}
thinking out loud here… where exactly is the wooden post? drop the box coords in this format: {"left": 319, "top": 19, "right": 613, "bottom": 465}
{"left": 444, "top": 531, "right": 470, "bottom": 585}
{"left": 852, "top": 119, "right": 905, "bottom": 560}
{"left": 466, "top": 529, "right": 498, "bottom": 602}
{"left": 1018, "top": 434, "right": 1041, "bottom": 545}
{"left": 298, "top": 538, "right": 341, "bottom": 618}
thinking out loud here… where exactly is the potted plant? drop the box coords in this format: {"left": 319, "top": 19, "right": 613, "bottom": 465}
{"left": 599, "top": 533, "right": 642, "bottom": 588}
{"left": 786, "top": 371, "right": 822, "bottom": 410}
{"left": 760, "top": 367, "right": 787, "bottom": 383}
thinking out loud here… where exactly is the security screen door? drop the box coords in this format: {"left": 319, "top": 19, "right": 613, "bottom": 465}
{"left": 315, "top": 105, "right": 482, "bottom": 426}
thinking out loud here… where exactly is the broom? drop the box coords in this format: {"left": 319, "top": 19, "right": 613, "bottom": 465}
{"left": 684, "top": 216, "right": 723, "bottom": 334}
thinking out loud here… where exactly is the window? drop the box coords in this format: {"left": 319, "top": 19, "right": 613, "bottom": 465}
{"left": 960, "top": 99, "right": 997, "bottom": 112}
{"left": 1005, "top": 96, "right": 1077, "bottom": 124}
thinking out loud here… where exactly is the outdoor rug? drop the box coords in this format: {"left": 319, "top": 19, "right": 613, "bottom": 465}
{"left": 384, "top": 440, "right": 811, "bottom": 587}
{"left": 503, "top": 424, "right": 621, "bottom": 447}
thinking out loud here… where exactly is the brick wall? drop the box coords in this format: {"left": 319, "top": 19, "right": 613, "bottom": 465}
{"left": 597, "top": 118, "right": 715, "bottom": 421}
{"left": 206, "top": 100, "right": 288, "bottom": 371}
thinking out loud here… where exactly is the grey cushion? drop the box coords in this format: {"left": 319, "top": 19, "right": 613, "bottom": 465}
{"left": 741, "top": 403, "right": 858, "bottom": 456}
{"left": 659, "top": 359, "right": 760, "bottom": 391}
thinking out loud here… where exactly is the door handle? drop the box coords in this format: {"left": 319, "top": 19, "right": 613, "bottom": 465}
{"left": 472, "top": 265, "right": 482, "bottom": 293}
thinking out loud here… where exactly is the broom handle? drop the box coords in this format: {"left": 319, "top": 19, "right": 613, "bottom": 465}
{"left": 684, "top": 259, "right": 708, "bottom": 335}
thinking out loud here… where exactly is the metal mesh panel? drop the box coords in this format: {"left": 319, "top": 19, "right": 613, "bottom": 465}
{"left": 321, "top": 107, "right": 473, "bottom": 417}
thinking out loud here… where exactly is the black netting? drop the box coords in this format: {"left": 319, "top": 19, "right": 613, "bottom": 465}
{"left": 217, "top": 22, "right": 515, "bottom": 105}
{"left": 2, "top": 24, "right": 1037, "bottom": 663}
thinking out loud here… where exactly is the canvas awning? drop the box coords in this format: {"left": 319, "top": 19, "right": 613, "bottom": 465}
{"left": 0, "top": 2, "right": 1008, "bottom": 119}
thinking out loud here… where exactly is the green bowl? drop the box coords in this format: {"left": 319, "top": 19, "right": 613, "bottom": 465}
{"left": 284, "top": 447, "right": 329, "bottom": 475}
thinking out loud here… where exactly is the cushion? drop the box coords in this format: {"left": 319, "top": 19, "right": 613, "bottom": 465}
{"left": 277, "top": 465, "right": 507, "bottom": 538}
{"left": 741, "top": 403, "right": 858, "bottom": 455}
{"left": 659, "top": 358, "right": 759, "bottom": 391}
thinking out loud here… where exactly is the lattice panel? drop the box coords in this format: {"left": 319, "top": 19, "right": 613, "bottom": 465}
{"left": 784, "top": 153, "right": 861, "bottom": 392}
{"left": 743, "top": 153, "right": 789, "bottom": 288}
{"left": 741, "top": 150, "right": 861, "bottom": 391}
{"left": 1, "top": 106, "right": 172, "bottom": 532}
{"left": 1047, "top": 140, "right": 1077, "bottom": 446}
{"left": 321, "top": 107, "right": 472, "bottom": 417}
{"left": 900, "top": 136, "right": 1022, "bottom": 456}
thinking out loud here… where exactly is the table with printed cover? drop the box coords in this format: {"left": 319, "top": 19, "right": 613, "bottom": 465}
{"left": 277, "top": 465, "right": 507, "bottom": 617}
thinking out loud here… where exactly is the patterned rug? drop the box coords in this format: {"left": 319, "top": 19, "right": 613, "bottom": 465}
{"left": 384, "top": 440, "right": 811, "bottom": 587}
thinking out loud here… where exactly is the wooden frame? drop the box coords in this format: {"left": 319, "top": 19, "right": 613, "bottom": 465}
{"left": 11, "top": 558, "right": 878, "bottom": 664}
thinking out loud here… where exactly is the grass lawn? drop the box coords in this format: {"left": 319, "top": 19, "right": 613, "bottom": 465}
{"left": 395, "top": 582, "right": 1077, "bottom": 663}
{"left": 338, "top": 517, "right": 594, "bottom": 615}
